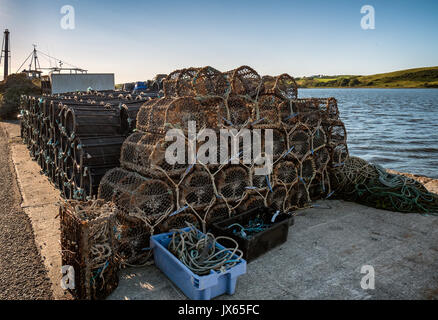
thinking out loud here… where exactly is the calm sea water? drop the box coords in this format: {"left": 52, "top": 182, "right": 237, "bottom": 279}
{"left": 299, "top": 88, "right": 438, "bottom": 178}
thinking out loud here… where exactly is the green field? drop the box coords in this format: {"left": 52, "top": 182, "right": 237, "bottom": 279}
{"left": 295, "top": 66, "right": 438, "bottom": 88}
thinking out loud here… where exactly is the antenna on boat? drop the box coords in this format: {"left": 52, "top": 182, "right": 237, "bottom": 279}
{"left": 16, "top": 44, "right": 87, "bottom": 78}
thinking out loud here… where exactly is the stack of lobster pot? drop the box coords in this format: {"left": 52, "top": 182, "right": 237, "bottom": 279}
{"left": 19, "top": 90, "right": 153, "bottom": 201}
{"left": 97, "top": 65, "right": 349, "bottom": 265}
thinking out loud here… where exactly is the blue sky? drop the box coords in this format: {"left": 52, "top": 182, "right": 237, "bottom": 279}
{"left": 1, "top": 0, "right": 437, "bottom": 83}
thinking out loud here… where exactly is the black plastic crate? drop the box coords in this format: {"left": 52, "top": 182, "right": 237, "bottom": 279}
{"left": 211, "top": 207, "right": 293, "bottom": 262}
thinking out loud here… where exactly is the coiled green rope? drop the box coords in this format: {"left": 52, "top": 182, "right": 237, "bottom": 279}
{"left": 332, "top": 157, "right": 438, "bottom": 215}
{"left": 227, "top": 218, "right": 273, "bottom": 240}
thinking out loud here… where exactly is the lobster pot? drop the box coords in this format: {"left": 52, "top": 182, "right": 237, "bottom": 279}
{"left": 98, "top": 168, "right": 178, "bottom": 265}
{"left": 82, "top": 166, "right": 116, "bottom": 200}
{"left": 98, "top": 167, "right": 175, "bottom": 222}
{"left": 192, "top": 66, "right": 231, "bottom": 97}
{"left": 49, "top": 100, "right": 66, "bottom": 127}
{"left": 238, "top": 194, "right": 266, "bottom": 213}
{"left": 63, "top": 104, "right": 121, "bottom": 138}
{"left": 327, "top": 120, "right": 348, "bottom": 150}
{"left": 98, "top": 168, "right": 149, "bottom": 209}
{"left": 119, "top": 101, "right": 146, "bottom": 135}
{"left": 228, "top": 65, "right": 262, "bottom": 98}
{"left": 120, "top": 131, "right": 190, "bottom": 179}
{"left": 113, "top": 213, "right": 152, "bottom": 266}
{"left": 136, "top": 97, "right": 172, "bottom": 133}
{"left": 60, "top": 200, "right": 119, "bottom": 300}
{"left": 73, "top": 136, "right": 125, "bottom": 168}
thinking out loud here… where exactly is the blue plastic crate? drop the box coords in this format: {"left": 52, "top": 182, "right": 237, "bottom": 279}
{"left": 151, "top": 227, "right": 247, "bottom": 300}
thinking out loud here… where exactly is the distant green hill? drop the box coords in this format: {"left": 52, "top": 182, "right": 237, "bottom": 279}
{"left": 295, "top": 66, "right": 438, "bottom": 88}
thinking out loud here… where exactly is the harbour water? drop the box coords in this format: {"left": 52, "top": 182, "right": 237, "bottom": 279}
{"left": 299, "top": 88, "right": 438, "bottom": 178}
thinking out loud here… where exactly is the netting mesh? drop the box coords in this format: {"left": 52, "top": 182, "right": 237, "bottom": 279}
{"left": 193, "top": 66, "right": 231, "bottom": 97}
{"left": 149, "top": 136, "right": 190, "bottom": 179}
{"left": 205, "top": 203, "right": 233, "bottom": 227}
{"left": 251, "top": 166, "right": 270, "bottom": 191}
{"left": 274, "top": 161, "right": 299, "bottom": 186}
{"left": 216, "top": 165, "right": 250, "bottom": 202}
{"left": 146, "top": 98, "right": 173, "bottom": 134}
{"left": 332, "top": 143, "right": 349, "bottom": 167}
{"left": 239, "top": 194, "right": 266, "bottom": 212}
{"left": 328, "top": 121, "right": 347, "bottom": 147}
{"left": 287, "top": 181, "right": 310, "bottom": 211}
{"left": 309, "top": 172, "right": 331, "bottom": 200}
{"left": 163, "top": 70, "right": 182, "bottom": 98}
{"left": 130, "top": 179, "right": 174, "bottom": 221}
{"left": 156, "top": 213, "right": 200, "bottom": 234}
{"left": 314, "top": 148, "right": 331, "bottom": 172}
{"left": 98, "top": 168, "right": 149, "bottom": 212}
{"left": 230, "top": 65, "right": 262, "bottom": 98}
{"left": 24, "top": 66, "right": 418, "bottom": 297}
{"left": 180, "top": 169, "right": 215, "bottom": 209}
{"left": 331, "top": 157, "right": 438, "bottom": 214}
{"left": 261, "top": 75, "right": 276, "bottom": 94}
{"left": 114, "top": 214, "right": 151, "bottom": 266}
{"left": 271, "top": 129, "right": 288, "bottom": 158}
{"left": 300, "top": 156, "right": 316, "bottom": 185}
{"left": 274, "top": 74, "right": 298, "bottom": 100}
{"left": 253, "top": 94, "right": 282, "bottom": 128}
{"left": 327, "top": 97, "right": 340, "bottom": 121}
{"left": 97, "top": 168, "right": 176, "bottom": 265}
{"left": 222, "top": 95, "right": 252, "bottom": 128}
{"left": 199, "top": 97, "right": 225, "bottom": 129}
{"left": 120, "top": 132, "right": 165, "bottom": 176}
{"left": 165, "top": 97, "right": 207, "bottom": 131}
{"left": 176, "top": 68, "right": 200, "bottom": 97}
{"left": 312, "top": 126, "right": 327, "bottom": 152}
{"left": 268, "top": 186, "right": 288, "bottom": 212}
{"left": 279, "top": 99, "right": 299, "bottom": 128}
{"left": 288, "top": 127, "right": 312, "bottom": 161}
{"left": 296, "top": 99, "right": 324, "bottom": 127}
{"left": 98, "top": 168, "right": 174, "bottom": 222}
{"left": 135, "top": 98, "right": 164, "bottom": 133}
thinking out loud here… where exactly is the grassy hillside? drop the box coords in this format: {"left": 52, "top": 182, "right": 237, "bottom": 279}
{"left": 295, "top": 66, "right": 438, "bottom": 88}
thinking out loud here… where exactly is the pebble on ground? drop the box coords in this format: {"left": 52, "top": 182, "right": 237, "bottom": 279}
{"left": 0, "top": 126, "right": 53, "bottom": 300}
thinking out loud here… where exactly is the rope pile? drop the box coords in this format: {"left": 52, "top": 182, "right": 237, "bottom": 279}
{"left": 168, "top": 223, "right": 243, "bottom": 276}
{"left": 98, "top": 65, "right": 349, "bottom": 264}
{"left": 331, "top": 157, "right": 438, "bottom": 214}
